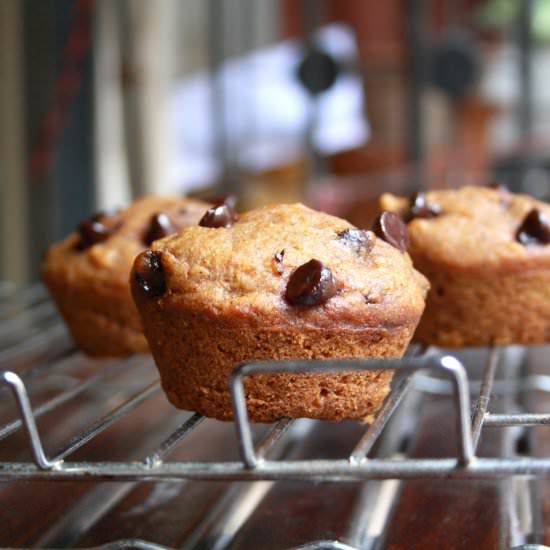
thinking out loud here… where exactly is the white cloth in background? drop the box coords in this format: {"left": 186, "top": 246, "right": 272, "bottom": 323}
{"left": 169, "top": 24, "right": 369, "bottom": 191}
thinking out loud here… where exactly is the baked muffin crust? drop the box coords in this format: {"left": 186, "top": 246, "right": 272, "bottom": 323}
{"left": 143, "top": 203, "right": 427, "bottom": 329}
{"left": 132, "top": 203, "right": 429, "bottom": 421}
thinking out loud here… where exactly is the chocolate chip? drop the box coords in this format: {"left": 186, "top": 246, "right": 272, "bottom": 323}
{"left": 408, "top": 192, "right": 441, "bottom": 220}
{"left": 144, "top": 212, "right": 176, "bottom": 245}
{"left": 372, "top": 211, "right": 409, "bottom": 252}
{"left": 77, "top": 219, "right": 112, "bottom": 250}
{"left": 285, "top": 259, "right": 337, "bottom": 307}
{"left": 516, "top": 209, "right": 550, "bottom": 246}
{"left": 76, "top": 210, "right": 120, "bottom": 250}
{"left": 337, "top": 228, "right": 375, "bottom": 254}
{"left": 364, "top": 292, "right": 380, "bottom": 305}
{"left": 134, "top": 250, "right": 166, "bottom": 298}
{"left": 272, "top": 249, "right": 285, "bottom": 275}
{"left": 199, "top": 204, "right": 237, "bottom": 228}
{"left": 210, "top": 194, "right": 237, "bottom": 209}
{"left": 77, "top": 221, "right": 110, "bottom": 249}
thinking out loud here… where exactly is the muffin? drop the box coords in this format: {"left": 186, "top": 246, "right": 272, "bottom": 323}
{"left": 42, "top": 196, "right": 210, "bottom": 357}
{"left": 131, "top": 202, "right": 429, "bottom": 422}
{"left": 380, "top": 185, "right": 550, "bottom": 347}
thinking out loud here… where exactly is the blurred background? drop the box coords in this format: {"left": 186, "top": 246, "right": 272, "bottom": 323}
{"left": 1, "top": 0, "right": 549, "bottom": 284}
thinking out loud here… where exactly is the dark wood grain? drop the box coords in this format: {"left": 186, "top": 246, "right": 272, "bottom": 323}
{"left": 381, "top": 350, "right": 513, "bottom": 550}
{"left": 523, "top": 347, "right": 550, "bottom": 544}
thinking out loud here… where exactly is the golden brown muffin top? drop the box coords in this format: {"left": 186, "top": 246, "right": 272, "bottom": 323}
{"left": 380, "top": 185, "right": 550, "bottom": 272}
{"left": 42, "top": 196, "right": 211, "bottom": 291}
{"left": 132, "top": 203, "right": 429, "bottom": 330}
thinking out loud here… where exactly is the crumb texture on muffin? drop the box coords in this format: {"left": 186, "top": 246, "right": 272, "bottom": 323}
{"left": 381, "top": 186, "right": 550, "bottom": 271}
{"left": 141, "top": 203, "right": 429, "bottom": 329}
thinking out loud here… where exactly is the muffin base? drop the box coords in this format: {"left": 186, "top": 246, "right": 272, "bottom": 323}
{"left": 413, "top": 260, "right": 550, "bottom": 347}
{"left": 141, "top": 310, "right": 415, "bottom": 422}
{"left": 44, "top": 278, "right": 148, "bottom": 357}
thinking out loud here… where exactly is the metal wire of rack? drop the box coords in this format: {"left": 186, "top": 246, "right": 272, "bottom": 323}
{"left": 1, "top": 297, "right": 550, "bottom": 483}
{"left": 2, "top": 285, "right": 550, "bottom": 549}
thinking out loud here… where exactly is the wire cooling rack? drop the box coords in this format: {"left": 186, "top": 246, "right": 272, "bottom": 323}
{"left": 2, "top": 300, "right": 550, "bottom": 484}
{"left": 4, "top": 285, "right": 550, "bottom": 550}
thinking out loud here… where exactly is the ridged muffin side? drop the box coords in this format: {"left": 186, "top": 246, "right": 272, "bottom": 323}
{"left": 131, "top": 203, "right": 429, "bottom": 421}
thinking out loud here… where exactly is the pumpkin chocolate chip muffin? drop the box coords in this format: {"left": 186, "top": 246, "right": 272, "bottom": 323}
{"left": 380, "top": 185, "right": 550, "bottom": 347}
{"left": 131, "top": 203, "right": 429, "bottom": 422}
{"left": 42, "top": 195, "right": 210, "bottom": 357}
